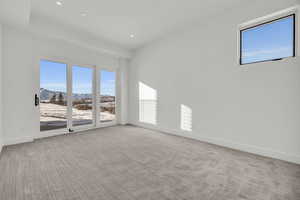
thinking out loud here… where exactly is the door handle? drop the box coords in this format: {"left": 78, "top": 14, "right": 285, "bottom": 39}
{"left": 35, "top": 94, "right": 40, "bottom": 106}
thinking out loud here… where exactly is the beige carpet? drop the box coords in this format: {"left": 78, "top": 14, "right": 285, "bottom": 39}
{"left": 0, "top": 125, "right": 299, "bottom": 200}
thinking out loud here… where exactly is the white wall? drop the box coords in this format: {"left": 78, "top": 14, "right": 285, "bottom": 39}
{"left": 0, "top": 0, "right": 30, "bottom": 27}
{"left": 129, "top": 1, "right": 300, "bottom": 164}
{"left": 2, "top": 25, "right": 129, "bottom": 145}
{"left": 0, "top": 24, "right": 3, "bottom": 152}
{"left": 27, "top": 14, "right": 132, "bottom": 59}
{"left": 117, "top": 59, "right": 129, "bottom": 125}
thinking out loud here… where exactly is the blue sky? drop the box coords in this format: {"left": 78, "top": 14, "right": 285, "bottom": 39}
{"left": 40, "top": 60, "right": 115, "bottom": 96}
{"left": 72, "top": 66, "right": 93, "bottom": 94}
{"left": 100, "top": 70, "right": 116, "bottom": 96}
{"left": 40, "top": 61, "right": 67, "bottom": 92}
{"left": 241, "top": 15, "right": 294, "bottom": 64}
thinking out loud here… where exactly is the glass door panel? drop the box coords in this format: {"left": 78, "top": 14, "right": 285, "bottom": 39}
{"left": 72, "top": 66, "right": 94, "bottom": 127}
{"left": 40, "top": 61, "right": 118, "bottom": 133}
{"left": 40, "top": 60, "right": 67, "bottom": 131}
{"left": 100, "top": 70, "right": 116, "bottom": 123}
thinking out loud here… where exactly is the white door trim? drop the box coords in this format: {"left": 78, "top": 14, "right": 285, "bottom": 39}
{"left": 38, "top": 59, "right": 119, "bottom": 138}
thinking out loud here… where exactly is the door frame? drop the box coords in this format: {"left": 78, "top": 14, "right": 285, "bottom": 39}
{"left": 39, "top": 59, "right": 69, "bottom": 137}
{"left": 69, "top": 64, "right": 96, "bottom": 132}
{"left": 96, "top": 68, "right": 118, "bottom": 128}
{"left": 38, "top": 58, "right": 118, "bottom": 137}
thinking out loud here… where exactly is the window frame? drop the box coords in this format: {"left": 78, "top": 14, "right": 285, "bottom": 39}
{"left": 97, "top": 69, "right": 118, "bottom": 127}
{"left": 239, "top": 14, "right": 296, "bottom": 65}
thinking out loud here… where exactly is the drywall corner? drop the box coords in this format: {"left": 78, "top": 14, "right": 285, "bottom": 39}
{"left": 117, "top": 58, "right": 129, "bottom": 125}
{"left": 0, "top": 23, "right": 3, "bottom": 153}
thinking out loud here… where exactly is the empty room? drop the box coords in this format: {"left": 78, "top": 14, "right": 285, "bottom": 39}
{"left": 0, "top": 0, "right": 300, "bottom": 199}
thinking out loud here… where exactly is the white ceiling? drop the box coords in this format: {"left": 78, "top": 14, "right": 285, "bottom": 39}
{"left": 30, "top": 0, "right": 245, "bottom": 50}
{"left": 0, "top": 0, "right": 30, "bottom": 26}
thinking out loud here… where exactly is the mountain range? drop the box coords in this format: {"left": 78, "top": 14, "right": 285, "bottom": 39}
{"left": 40, "top": 88, "right": 114, "bottom": 101}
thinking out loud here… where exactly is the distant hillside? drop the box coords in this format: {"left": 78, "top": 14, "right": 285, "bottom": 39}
{"left": 40, "top": 88, "right": 66, "bottom": 101}
{"left": 40, "top": 88, "right": 115, "bottom": 102}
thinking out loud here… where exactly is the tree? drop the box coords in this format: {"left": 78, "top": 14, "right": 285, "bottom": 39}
{"left": 58, "top": 92, "right": 64, "bottom": 105}
{"left": 50, "top": 94, "right": 56, "bottom": 103}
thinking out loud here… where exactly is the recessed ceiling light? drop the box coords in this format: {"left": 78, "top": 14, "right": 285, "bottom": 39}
{"left": 130, "top": 34, "right": 135, "bottom": 38}
{"left": 81, "top": 12, "right": 87, "bottom": 17}
{"left": 56, "top": 1, "right": 62, "bottom": 6}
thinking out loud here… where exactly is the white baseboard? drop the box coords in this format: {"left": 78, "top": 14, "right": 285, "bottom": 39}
{"left": 131, "top": 122, "right": 300, "bottom": 165}
{"left": 3, "top": 123, "right": 121, "bottom": 146}
{"left": 4, "top": 135, "right": 34, "bottom": 146}
{"left": 0, "top": 141, "right": 3, "bottom": 154}
{"left": 3, "top": 123, "right": 300, "bottom": 165}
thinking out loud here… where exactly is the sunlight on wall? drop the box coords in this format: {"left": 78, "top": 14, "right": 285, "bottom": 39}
{"left": 139, "top": 82, "right": 157, "bottom": 125}
{"left": 181, "top": 104, "right": 192, "bottom": 131}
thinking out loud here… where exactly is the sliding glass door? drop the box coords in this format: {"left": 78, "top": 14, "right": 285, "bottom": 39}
{"left": 99, "top": 70, "right": 116, "bottom": 123}
{"left": 40, "top": 60, "right": 117, "bottom": 133}
{"left": 40, "top": 60, "right": 68, "bottom": 131}
{"left": 72, "top": 66, "right": 94, "bottom": 128}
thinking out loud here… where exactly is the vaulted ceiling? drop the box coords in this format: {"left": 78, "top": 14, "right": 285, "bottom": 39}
{"left": 1, "top": 0, "right": 297, "bottom": 57}
{"left": 30, "top": 0, "right": 245, "bottom": 49}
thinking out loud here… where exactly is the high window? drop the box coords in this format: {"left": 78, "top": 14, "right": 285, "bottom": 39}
{"left": 240, "top": 14, "right": 295, "bottom": 65}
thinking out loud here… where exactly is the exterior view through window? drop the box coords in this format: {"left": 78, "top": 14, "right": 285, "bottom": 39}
{"left": 40, "top": 61, "right": 117, "bottom": 132}
{"left": 40, "top": 60, "right": 67, "bottom": 131}
{"left": 240, "top": 14, "right": 295, "bottom": 65}
{"left": 100, "top": 70, "right": 116, "bottom": 122}
{"left": 72, "top": 66, "right": 94, "bottom": 127}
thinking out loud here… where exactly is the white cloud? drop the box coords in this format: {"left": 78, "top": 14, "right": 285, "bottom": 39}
{"left": 243, "top": 47, "right": 291, "bottom": 58}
